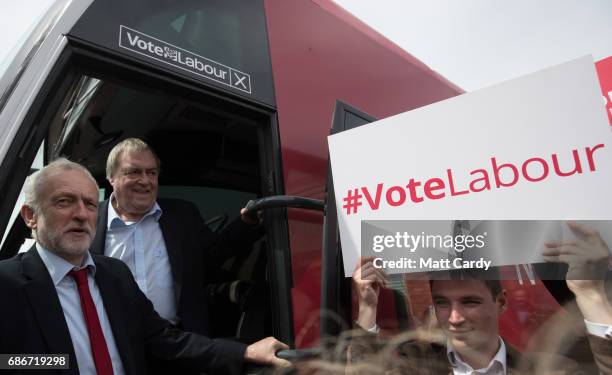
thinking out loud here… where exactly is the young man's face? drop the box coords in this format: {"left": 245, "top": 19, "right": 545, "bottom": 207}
{"left": 431, "top": 280, "right": 506, "bottom": 355}
{"left": 109, "top": 150, "right": 159, "bottom": 221}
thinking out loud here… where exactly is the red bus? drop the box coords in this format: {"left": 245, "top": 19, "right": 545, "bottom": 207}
{"left": 0, "top": 0, "right": 609, "bottom": 368}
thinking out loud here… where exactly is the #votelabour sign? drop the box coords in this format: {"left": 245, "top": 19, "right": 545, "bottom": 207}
{"left": 119, "top": 25, "right": 252, "bottom": 94}
{"left": 328, "top": 57, "right": 612, "bottom": 277}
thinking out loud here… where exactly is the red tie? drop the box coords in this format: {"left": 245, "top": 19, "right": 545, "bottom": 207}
{"left": 69, "top": 268, "right": 114, "bottom": 375}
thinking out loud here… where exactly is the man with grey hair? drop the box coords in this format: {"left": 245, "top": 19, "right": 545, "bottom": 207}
{"left": 0, "top": 158, "right": 289, "bottom": 375}
{"left": 91, "top": 137, "right": 269, "bottom": 374}
{"left": 22, "top": 158, "right": 99, "bottom": 264}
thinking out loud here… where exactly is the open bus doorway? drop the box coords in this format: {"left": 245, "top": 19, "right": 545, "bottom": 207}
{"left": 0, "top": 70, "right": 290, "bottom": 347}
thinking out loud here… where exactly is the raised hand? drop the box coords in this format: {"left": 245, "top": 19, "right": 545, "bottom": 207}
{"left": 352, "top": 257, "right": 388, "bottom": 329}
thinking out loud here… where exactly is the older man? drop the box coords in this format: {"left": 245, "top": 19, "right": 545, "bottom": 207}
{"left": 352, "top": 224, "right": 612, "bottom": 374}
{"left": 91, "top": 138, "right": 262, "bottom": 335}
{"left": 0, "top": 159, "right": 288, "bottom": 375}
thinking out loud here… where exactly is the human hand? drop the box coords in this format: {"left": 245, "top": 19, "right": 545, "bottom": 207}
{"left": 543, "top": 221, "right": 610, "bottom": 295}
{"left": 543, "top": 221, "right": 612, "bottom": 325}
{"left": 353, "top": 257, "right": 387, "bottom": 306}
{"left": 352, "top": 257, "right": 388, "bottom": 330}
{"left": 244, "top": 336, "right": 291, "bottom": 367}
{"left": 240, "top": 207, "right": 262, "bottom": 226}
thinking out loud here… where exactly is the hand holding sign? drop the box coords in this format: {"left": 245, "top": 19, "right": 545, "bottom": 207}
{"left": 353, "top": 257, "right": 388, "bottom": 330}
{"left": 329, "top": 57, "right": 612, "bottom": 276}
{"left": 353, "top": 257, "right": 388, "bottom": 306}
{"left": 543, "top": 221, "right": 612, "bottom": 325}
{"left": 543, "top": 221, "right": 610, "bottom": 285}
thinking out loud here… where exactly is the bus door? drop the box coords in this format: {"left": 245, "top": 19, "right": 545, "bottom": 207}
{"left": 320, "top": 100, "right": 412, "bottom": 350}
{"left": 0, "top": 0, "right": 295, "bottom": 358}
{"left": 242, "top": 100, "right": 412, "bottom": 362}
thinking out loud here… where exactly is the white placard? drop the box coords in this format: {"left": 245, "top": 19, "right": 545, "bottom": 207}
{"left": 328, "top": 56, "right": 612, "bottom": 276}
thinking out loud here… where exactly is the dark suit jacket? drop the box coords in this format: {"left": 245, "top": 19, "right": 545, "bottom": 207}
{"left": 91, "top": 198, "right": 262, "bottom": 337}
{"left": 0, "top": 247, "right": 246, "bottom": 375}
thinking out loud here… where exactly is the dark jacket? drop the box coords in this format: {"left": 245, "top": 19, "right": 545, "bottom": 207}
{"left": 91, "top": 198, "right": 260, "bottom": 337}
{"left": 0, "top": 247, "right": 245, "bottom": 375}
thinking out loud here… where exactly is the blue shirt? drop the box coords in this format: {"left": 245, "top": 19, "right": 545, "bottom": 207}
{"left": 104, "top": 198, "right": 178, "bottom": 324}
{"left": 36, "top": 245, "right": 125, "bottom": 375}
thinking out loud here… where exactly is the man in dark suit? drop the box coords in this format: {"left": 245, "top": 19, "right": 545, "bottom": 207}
{"left": 90, "top": 137, "right": 263, "bottom": 336}
{"left": 90, "top": 138, "right": 273, "bottom": 373}
{"left": 0, "top": 158, "right": 288, "bottom": 374}
{"left": 91, "top": 198, "right": 259, "bottom": 336}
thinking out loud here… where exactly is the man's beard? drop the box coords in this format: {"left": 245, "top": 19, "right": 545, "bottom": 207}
{"left": 37, "top": 223, "right": 92, "bottom": 261}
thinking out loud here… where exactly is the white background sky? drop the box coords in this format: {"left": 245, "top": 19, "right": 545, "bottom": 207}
{"left": 0, "top": 0, "right": 56, "bottom": 74}
{"left": 2, "top": 0, "right": 611, "bottom": 91}
{"left": 333, "top": 0, "right": 612, "bottom": 91}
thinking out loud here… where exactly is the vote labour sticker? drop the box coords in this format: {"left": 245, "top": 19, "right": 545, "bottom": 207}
{"left": 119, "top": 25, "right": 252, "bottom": 93}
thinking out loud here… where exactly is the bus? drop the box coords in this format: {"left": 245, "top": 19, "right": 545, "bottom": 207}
{"left": 0, "top": 0, "right": 609, "bottom": 369}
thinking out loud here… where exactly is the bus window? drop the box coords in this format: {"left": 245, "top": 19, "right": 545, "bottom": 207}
{"left": 69, "top": 0, "right": 274, "bottom": 105}
{"left": 0, "top": 142, "right": 44, "bottom": 258}
{"left": 320, "top": 100, "right": 384, "bottom": 344}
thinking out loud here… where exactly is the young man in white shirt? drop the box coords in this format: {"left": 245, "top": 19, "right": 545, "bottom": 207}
{"left": 352, "top": 223, "right": 612, "bottom": 374}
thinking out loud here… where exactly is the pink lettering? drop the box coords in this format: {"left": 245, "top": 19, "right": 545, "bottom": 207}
{"left": 361, "top": 183, "right": 384, "bottom": 210}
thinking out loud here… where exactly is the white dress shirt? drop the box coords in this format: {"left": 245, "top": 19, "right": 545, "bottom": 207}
{"left": 104, "top": 198, "right": 178, "bottom": 324}
{"left": 444, "top": 322, "right": 612, "bottom": 375}
{"left": 36, "top": 245, "right": 125, "bottom": 375}
{"left": 585, "top": 319, "right": 612, "bottom": 340}
{"left": 447, "top": 338, "right": 506, "bottom": 375}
